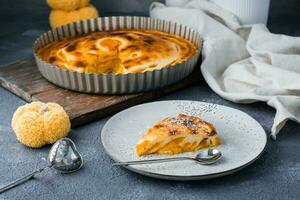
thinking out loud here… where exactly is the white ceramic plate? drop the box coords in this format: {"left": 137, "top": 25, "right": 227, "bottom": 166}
{"left": 101, "top": 101, "right": 267, "bottom": 181}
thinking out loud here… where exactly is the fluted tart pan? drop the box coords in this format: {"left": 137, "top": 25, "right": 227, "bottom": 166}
{"left": 33, "top": 16, "right": 202, "bottom": 94}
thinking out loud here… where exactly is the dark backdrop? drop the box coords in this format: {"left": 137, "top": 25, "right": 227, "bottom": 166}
{"left": 0, "top": 0, "right": 299, "bottom": 35}
{"left": 0, "top": 0, "right": 299, "bottom": 64}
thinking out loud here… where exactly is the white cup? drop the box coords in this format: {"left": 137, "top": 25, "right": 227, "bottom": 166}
{"left": 211, "top": 0, "right": 271, "bottom": 25}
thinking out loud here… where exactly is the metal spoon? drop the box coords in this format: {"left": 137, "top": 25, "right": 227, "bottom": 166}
{"left": 0, "top": 138, "right": 83, "bottom": 193}
{"left": 113, "top": 148, "right": 222, "bottom": 166}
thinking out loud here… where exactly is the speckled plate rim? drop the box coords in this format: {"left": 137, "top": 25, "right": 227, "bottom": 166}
{"left": 101, "top": 100, "right": 268, "bottom": 181}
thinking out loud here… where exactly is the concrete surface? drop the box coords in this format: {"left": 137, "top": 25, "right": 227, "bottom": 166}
{"left": 0, "top": 0, "right": 300, "bottom": 199}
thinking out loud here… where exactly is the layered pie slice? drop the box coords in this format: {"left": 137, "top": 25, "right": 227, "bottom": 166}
{"left": 136, "top": 114, "right": 221, "bottom": 156}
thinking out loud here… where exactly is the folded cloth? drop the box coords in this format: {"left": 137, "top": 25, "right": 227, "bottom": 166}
{"left": 150, "top": 0, "right": 300, "bottom": 139}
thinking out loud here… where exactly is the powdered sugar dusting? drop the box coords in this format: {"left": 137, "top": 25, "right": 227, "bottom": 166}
{"left": 174, "top": 101, "right": 218, "bottom": 116}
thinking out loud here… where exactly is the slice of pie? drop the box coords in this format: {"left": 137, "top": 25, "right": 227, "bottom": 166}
{"left": 136, "top": 114, "right": 221, "bottom": 156}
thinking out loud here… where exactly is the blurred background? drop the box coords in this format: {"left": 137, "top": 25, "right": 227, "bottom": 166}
{"left": 0, "top": 0, "right": 299, "bottom": 64}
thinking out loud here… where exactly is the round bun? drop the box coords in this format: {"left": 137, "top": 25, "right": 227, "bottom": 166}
{"left": 49, "top": 5, "right": 98, "bottom": 28}
{"left": 47, "top": 0, "right": 81, "bottom": 11}
{"left": 11, "top": 102, "right": 71, "bottom": 148}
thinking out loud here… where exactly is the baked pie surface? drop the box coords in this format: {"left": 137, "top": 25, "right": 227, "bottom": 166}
{"left": 136, "top": 114, "right": 221, "bottom": 156}
{"left": 37, "top": 29, "right": 197, "bottom": 74}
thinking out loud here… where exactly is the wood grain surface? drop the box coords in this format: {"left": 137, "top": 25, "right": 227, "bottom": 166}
{"left": 0, "top": 59, "right": 200, "bottom": 127}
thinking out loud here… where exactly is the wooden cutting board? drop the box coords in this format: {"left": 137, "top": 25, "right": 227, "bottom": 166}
{"left": 0, "top": 59, "right": 200, "bottom": 127}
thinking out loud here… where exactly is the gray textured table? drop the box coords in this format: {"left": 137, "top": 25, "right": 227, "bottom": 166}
{"left": 0, "top": 0, "right": 300, "bottom": 199}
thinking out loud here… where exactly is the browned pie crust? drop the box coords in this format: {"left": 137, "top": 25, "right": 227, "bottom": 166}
{"left": 37, "top": 29, "right": 197, "bottom": 74}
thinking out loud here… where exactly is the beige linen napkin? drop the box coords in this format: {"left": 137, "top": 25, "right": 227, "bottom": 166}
{"left": 150, "top": 0, "right": 300, "bottom": 139}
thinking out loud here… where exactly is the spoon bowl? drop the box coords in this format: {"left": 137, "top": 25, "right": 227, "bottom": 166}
{"left": 194, "top": 148, "right": 222, "bottom": 165}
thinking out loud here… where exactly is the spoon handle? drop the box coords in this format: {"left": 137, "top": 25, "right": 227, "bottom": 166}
{"left": 113, "top": 157, "right": 195, "bottom": 166}
{"left": 0, "top": 167, "right": 48, "bottom": 194}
